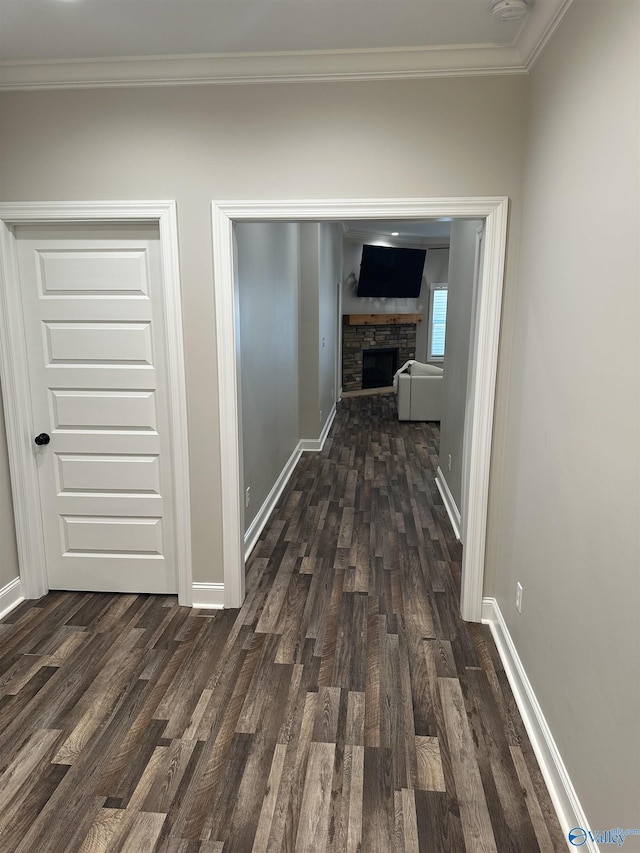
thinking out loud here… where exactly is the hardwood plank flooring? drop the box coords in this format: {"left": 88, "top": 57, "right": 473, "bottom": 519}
{"left": 0, "top": 395, "right": 566, "bottom": 851}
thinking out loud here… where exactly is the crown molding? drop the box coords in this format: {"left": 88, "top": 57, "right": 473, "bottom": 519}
{"left": 0, "top": 2, "right": 575, "bottom": 92}
{"left": 0, "top": 44, "right": 527, "bottom": 91}
{"left": 522, "top": 0, "right": 576, "bottom": 71}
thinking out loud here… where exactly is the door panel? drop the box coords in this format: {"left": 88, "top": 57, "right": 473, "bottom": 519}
{"left": 55, "top": 454, "right": 161, "bottom": 495}
{"left": 37, "top": 249, "right": 149, "bottom": 297}
{"left": 61, "top": 516, "right": 163, "bottom": 555}
{"left": 43, "top": 321, "right": 154, "bottom": 365}
{"left": 49, "top": 390, "right": 158, "bottom": 433}
{"left": 16, "top": 224, "right": 177, "bottom": 594}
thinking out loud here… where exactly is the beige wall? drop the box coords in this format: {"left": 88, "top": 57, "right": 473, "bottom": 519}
{"left": 488, "top": 0, "right": 640, "bottom": 833}
{"left": 0, "top": 76, "right": 527, "bottom": 584}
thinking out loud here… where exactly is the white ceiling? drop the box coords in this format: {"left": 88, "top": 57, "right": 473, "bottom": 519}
{"left": 345, "top": 220, "right": 451, "bottom": 241}
{"left": 0, "top": 0, "right": 574, "bottom": 90}
{"left": 1, "top": 0, "right": 524, "bottom": 61}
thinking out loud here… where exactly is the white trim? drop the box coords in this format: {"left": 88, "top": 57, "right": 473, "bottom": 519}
{"left": 212, "top": 197, "right": 509, "bottom": 622}
{"left": 482, "top": 597, "right": 595, "bottom": 852}
{"left": 212, "top": 205, "right": 244, "bottom": 608}
{"left": 435, "top": 467, "right": 461, "bottom": 542}
{"left": 459, "top": 199, "right": 508, "bottom": 622}
{"left": 157, "top": 204, "right": 193, "bottom": 607}
{"left": 192, "top": 582, "right": 225, "bottom": 610}
{"left": 299, "top": 404, "right": 336, "bottom": 452}
{"left": 0, "top": 220, "right": 48, "bottom": 599}
{"left": 0, "top": 577, "right": 24, "bottom": 621}
{"left": 0, "top": 201, "right": 193, "bottom": 606}
{"left": 244, "top": 443, "right": 303, "bottom": 563}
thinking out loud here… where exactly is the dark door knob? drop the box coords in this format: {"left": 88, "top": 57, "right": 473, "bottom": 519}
{"left": 34, "top": 433, "right": 50, "bottom": 446}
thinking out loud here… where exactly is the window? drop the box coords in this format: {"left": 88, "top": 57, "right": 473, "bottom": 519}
{"left": 428, "top": 283, "right": 448, "bottom": 361}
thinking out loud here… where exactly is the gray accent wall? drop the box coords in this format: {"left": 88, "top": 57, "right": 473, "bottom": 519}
{"left": 298, "top": 225, "right": 320, "bottom": 439}
{"left": 438, "top": 220, "right": 481, "bottom": 512}
{"left": 299, "top": 223, "right": 342, "bottom": 439}
{"left": 236, "top": 222, "right": 300, "bottom": 533}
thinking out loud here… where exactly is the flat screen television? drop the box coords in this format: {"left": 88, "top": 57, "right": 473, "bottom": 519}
{"left": 356, "top": 245, "right": 426, "bottom": 298}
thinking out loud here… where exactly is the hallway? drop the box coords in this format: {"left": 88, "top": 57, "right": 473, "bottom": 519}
{"left": 0, "top": 395, "right": 564, "bottom": 851}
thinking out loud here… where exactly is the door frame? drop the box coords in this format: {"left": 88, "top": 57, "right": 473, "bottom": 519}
{"left": 0, "top": 201, "right": 193, "bottom": 605}
{"left": 212, "top": 197, "right": 508, "bottom": 621}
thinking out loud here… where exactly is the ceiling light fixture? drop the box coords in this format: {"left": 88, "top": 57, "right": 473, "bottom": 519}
{"left": 491, "top": 0, "right": 529, "bottom": 22}
{"left": 391, "top": 232, "right": 399, "bottom": 236}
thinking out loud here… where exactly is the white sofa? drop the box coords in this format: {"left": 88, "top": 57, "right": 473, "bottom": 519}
{"left": 396, "top": 362, "right": 444, "bottom": 421}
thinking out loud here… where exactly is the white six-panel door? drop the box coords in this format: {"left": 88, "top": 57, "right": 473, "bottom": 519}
{"left": 15, "top": 223, "right": 178, "bottom": 594}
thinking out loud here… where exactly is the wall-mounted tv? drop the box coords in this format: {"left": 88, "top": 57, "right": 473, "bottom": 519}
{"left": 356, "top": 245, "right": 426, "bottom": 298}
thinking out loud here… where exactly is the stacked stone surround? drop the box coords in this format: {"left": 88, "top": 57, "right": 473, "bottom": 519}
{"left": 342, "top": 323, "right": 417, "bottom": 391}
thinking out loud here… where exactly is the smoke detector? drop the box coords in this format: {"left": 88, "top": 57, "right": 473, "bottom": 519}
{"left": 491, "top": 0, "right": 529, "bottom": 21}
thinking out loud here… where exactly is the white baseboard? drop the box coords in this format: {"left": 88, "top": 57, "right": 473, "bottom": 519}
{"left": 243, "top": 406, "right": 336, "bottom": 564}
{"left": 244, "top": 443, "right": 303, "bottom": 562}
{"left": 435, "top": 467, "right": 461, "bottom": 541}
{"left": 0, "top": 577, "right": 24, "bottom": 620}
{"left": 482, "top": 597, "right": 595, "bottom": 852}
{"left": 192, "top": 582, "right": 225, "bottom": 610}
{"left": 299, "top": 404, "right": 337, "bottom": 452}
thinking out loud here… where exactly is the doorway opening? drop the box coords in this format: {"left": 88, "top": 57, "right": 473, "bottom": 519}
{"left": 212, "top": 198, "right": 508, "bottom": 621}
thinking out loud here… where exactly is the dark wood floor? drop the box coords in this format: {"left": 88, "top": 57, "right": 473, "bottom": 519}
{"left": 0, "top": 395, "right": 565, "bottom": 852}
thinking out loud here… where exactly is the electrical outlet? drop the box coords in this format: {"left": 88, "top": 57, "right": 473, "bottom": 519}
{"left": 245, "top": 486, "right": 251, "bottom": 509}
{"left": 320, "top": 410, "right": 323, "bottom": 422}
{"left": 516, "top": 582, "right": 523, "bottom": 613}
{"left": 448, "top": 454, "right": 452, "bottom": 472}
{"left": 322, "top": 336, "right": 326, "bottom": 348}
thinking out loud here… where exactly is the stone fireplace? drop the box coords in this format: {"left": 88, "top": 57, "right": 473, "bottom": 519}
{"left": 342, "top": 314, "right": 421, "bottom": 392}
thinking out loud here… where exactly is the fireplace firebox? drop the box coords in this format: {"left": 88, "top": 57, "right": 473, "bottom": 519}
{"left": 362, "top": 347, "right": 399, "bottom": 389}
